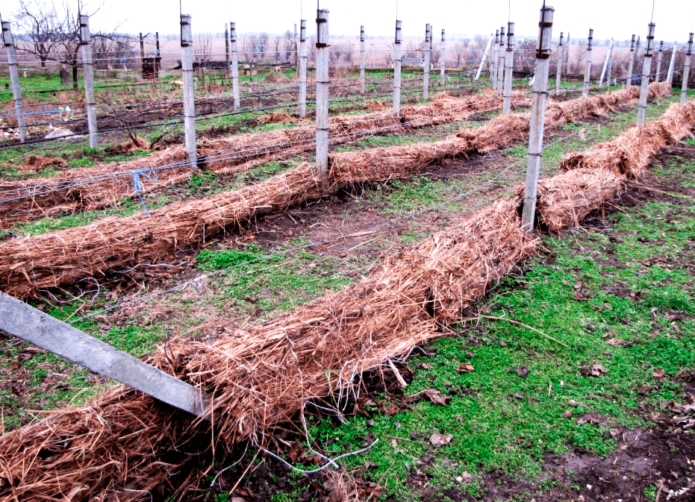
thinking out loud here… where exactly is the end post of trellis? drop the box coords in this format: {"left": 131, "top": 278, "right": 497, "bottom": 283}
{"left": 667, "top": 44, "right": 678, "bottom": 86}
{"left": 626, "top": 35, "right": 636, "bottom": 88}
{"left": 521, "top": 3, "right": 554, "bottom": 233}
{"left": 315, "top": 9, "right": 330, "bottom": 185}
{"left": 555, "top": 32, "right": 564, "bottom": 95}
{"left": 393, "top": 20, "right": 403, "bottom": 113}
{"left": 582, "top": 28, "right": 593, "bottom": 97}
{"left": 655, "top": 41, "right": 663, "bottom": 83}
{"left": 681, "top": 33, "right": 693, "bottom": 105}
{"left": 637, "top": 23, "right": 656, "bottom": 127}
{"left": 502, "top": 22, "right": 515, "bottom": 113}
{"left": 360, "top": 26, "right": 366, "bottom": 94}
{"left": 79, "top": 15, "right": 98, "bottom": 149}
{"left": 230, "top": 22, "right": 240, "bottom": 111}
{"left": 423, "top": 24, "right": 431, "bottom": 100}
{"left": 180, "top": 14, "right": 197, "bottom": 169}
{"left": 299, "top": 20, "right": 308, "bottom": 118}
{"left": 496, "top": 25, "right": 506, "bottom": 91}
{"left": 1, "top": 20, "right": 27, "bottom": 143}
{"left": 440, "top": 29, "right": 447, "bottom": 85}
{"left": 491, "top": 29, "right": 499, "bottom": 88}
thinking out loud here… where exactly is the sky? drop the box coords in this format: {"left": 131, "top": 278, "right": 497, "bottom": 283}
{"left": 2, "top": 0, "right": 695, "bottom": 43}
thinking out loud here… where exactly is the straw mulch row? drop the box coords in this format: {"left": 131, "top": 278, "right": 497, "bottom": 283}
{"left": 0, "top": 91, "right": 514, "bottom": 228}
{"left": 2, "top": 96, "right": 693, "bottom": 502}
{"left": 0, "top": 85, "right": 664, "bottom": 299}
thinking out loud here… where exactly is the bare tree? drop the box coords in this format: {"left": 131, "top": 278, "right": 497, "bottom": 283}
{"left": 273, "top": 36, "right": 282, "bottom": 63}
{"left": 283, "top": 30, "right": 295, "bottom": 62}
{"left": 14, "top": 0, "right": 62, "bottom": 67}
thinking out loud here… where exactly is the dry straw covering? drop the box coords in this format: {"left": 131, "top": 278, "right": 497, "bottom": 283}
{"left": 1, "top": 89, "right": 693, "bottom": 502}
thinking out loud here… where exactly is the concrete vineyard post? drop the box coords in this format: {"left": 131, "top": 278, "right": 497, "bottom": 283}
{"left": 315, "top": 9, "right": 330, "bottom": 184}
{"left": 475, "top": 34, "right": 493, "bottom": 81}
{"left": 225, "top": 23, "right": 230, "bottom": 78}
{"left": 492, "top": 30, "right": 499, "bottom": 88}
{"left": 139, "top": 32, "right": 145, "bottom": 78}
{"left": 79, "top": 15, "right": 98, "bottom": 149}
{"left": 423, "top": 24, "right": 431, "bottom": 100}
{"left": 299, "top": 20, "right": 308, "bottom": 118}
{"left": 230, "top": 22, "right": 240, "bottom": 111}
{"left": 655, "top": 41, "right": 663, "bottom": 83}
{"left": 503, "top": 22, "right": 515, "bottom": 114}
{"left": 627, "top": 35, "right": 636, "bottom": 88}
{"left": 394, "top": 20, "right": 403, "bottom": 113}
{"left": 555, "top": 32, "right": 564, "bottom": 95}
{"left": 180, "top": 14, "right": 197, "bottom": 169}
{"left": 440, "top": 29, "right": 446, "bottom": 85}
{"left": 1, "top": 21, "right": 26, "bottom": 143}
{"left": 599, "top": 38, "right": 614, "bottom": 87}
{"left": 667, "top": 44, "right": 678, "bottom": 86}
{"left": 681, "top": 33, "right": 693, "bottom": 105}
{"left": 521, "top": 4, "right": 554, "bottom": 233}
{"left": 360, "top": 26, "right": 366, "bottom": 94}
{"left": 637, "top": 23, "right": 655, "bottom": 127}
{"left": 497, "top": 26, "right": 506, "bottom": 92}
{"left": 565, "top": 32, "right": 571, "bottom": 77}
{"left": 583, "top": 29, "right": 593, "bottom": 97}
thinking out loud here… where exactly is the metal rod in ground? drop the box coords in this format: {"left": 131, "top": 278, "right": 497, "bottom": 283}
{"left": 475, "top": 34, "right": 493, "bottom": 81}
{"left": 655, "top": 41, "right": 663, "bottom": 83}
{"left": 440, "top": 29, "right": 446, "bottom": 85}
{"left": 626, "top": 34, "right": 636, "bottom": 88}
{"left": 79, "top": 15, "right": 97, "bottom": 149}
{"left": 491, "top": 30, "right": 499, "bottom": 87}
{"left": 230, "top": 22, "right": 240, "bottom": 111}
{"left": 496, "top": 25, "right": 506, "bottom": 92}
{"left": 637, "top": 23, "right": 656, "bottom": 127}
{"left": 583, "top": 28, "right": 593, "bottom": 97}
{"left": 225, "top": 23, "right": 230, "bottom": 78}
{"left": 599, "top": 38, "right": 614, "bottom": 87}
{"left": 0, "top": 292, "right": 210, "bottom": 419}
{"left": 299, "top": 20, "right": 308, "bottom": 118}
{"left": 681, "top": 33, "right": 694, "bottom": 105}
{"left": 555, "top": 32, "right": 564, "bottom": 95}
{"left": 360, "top": 26, "right": 366, "bottom": 94}
{"left": 180, "top": 14, "right": 197, "bottom": 169}
{"left": 423, "top": 24, "right": 431, "bottom": 100}
{"left": 522, "top": 4, "right": 554, "bottom": 233}
{"left": 503, "top": 22, "right": 515, "bottom": 114}
{"left": 667, "top": 44, "right": 678, "bottom": 86}
{"left": 1, "top": 21, "right": 26, "bottom": 143}
{"left": 393, "top": 20, "right": 403, "bottom": 113}
{"left": 315, "top": 9, "right": 330, "bottom": 184}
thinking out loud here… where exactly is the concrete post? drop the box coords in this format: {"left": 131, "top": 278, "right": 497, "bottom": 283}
{"left": 294, "top": 23, "right": 298, "bottom": 68}
{"left": 299, "top": 20, "right": 308, "bottom": 118}
{"left": 440, "top": 29, "right": 446, "bottom": 85}
{"left": 180, "top": 14, "right": 197, "bottom": 169}
{"left": 521, "top": 4, "right": 554, "bottom": 233}
{"left": 230, "top": 22, "right": 240, "bottom": 111}
{"left": 315, "top": 9, "right": 330, "bottom": 184}
{"left": 599, "top": 38, "right": 614, "bottom": 87}
{"left": 423, "top": 24, "right": 431, "bottom": 100}
{"left": 635, "top": 36, "right": 641, "bottom": 75}
{"left": 555, "top": 32, "right": 564, "bottom": 95}
{"left": 492, "top": 30, "right": 499, "bottom": 88}
{"left": 1, "top": 21, "right": 26, "bottom": 143}
{"left": 582, "top": 29, "right": 593, "bottom": 98}
{"left": 626, "top": 35, "right": 636, "bottom": 88}
{"left": 79, "top": 15, "right": 97, "bottom": 149}
{"left": 393, "top": 20, "right": 403, "bottom": 113}
{"left": 655, "top": 41, "right": 663, "bottom": 83}
{"left": 156, "top": 32, "right": 160, "bottom": 56}
{"left": 681, "top": 33, "right": 693, "bottom": 105}
{"left": 607, "top": 46, "right": 614, "bottom": 86}
{"left": 497, "top": 26, "right": 506, "bottom": 92}
{"left": 475, "top": 34, "right": 493, "bottom": 81}
{"left": 503, "top": 22, "right": 515, "bottom": 114}
{"left": 667, "top": 45, "right": 678, "bottom": 86}
{"left": 565, "top": 32, "right": 571, "bottom": 77}
{"left": 139, "top": 32, "right": 145, "bottom": 78}
{"left": 637, "top": 23, "right": 656, "bottom": 128}
{"left": 225, "top": 23, "right": 230, "bottom": 78}
{"left": 360, "top": 26, "right": 366, "bottom": 93}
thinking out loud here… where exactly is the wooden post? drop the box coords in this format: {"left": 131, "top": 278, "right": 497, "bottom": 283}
{"left": 393, "top": 20, "right": 403, "bottom": 113}
{"left": 79, "top": 15, "right": 97, "bottom": 149}
{"left": 521, "top": 4, "right": 554, "bottom": 233}
{"left": 230, "top": 22, "right": 240, "bottom": 111}
{"left": 299, "top": 20, "right": 308, "bottom": 118}
{"left": 555, "top": 32, "right": 564, "bottom": 95}
{"left": 360, "top": 26, "right": 366, "bottom": 94}
{"left": 1, "top": 21, "right": 26, "bottom": 143}
{"left": 423, "top": 24, "right": 431, "bottom": 100}
{"left": 475, "top": 34, "right": 493, "bottom": 81}
{"left": 139, "top": 32, "right": 145, "bottom": 79}
{"left": 180, "top": 14, "right": 197, "bottom": 169}
{"left": 637, "top": 23, "right": 655, "bottom": 127}
{"left": 491, "top": 30, "right": 499, "bottom": 87}
{"left": 503, "top": 22, "right": 515, "bottom": 114}
{"left": 315, "top": 9, "right": 330, "bottom": 184}
{"left": 496, "top": 26, "right": 506, "bottom": 92}
{"left": 599, "top": 38, "right": 614, "bottom": 87}
{"left": 440, "top": 29, "right": 446, "bottom": 85}
{"left": 681, "top": 33, "right": 693, "bottom": 105}
{"left": 225, "top": 23, "right": 230, "bottom": 78}
{"left": 582, "top": 28, "right": 593, "bottom": 97}
{"left": 667, "top": 44, "right": 678, "bottom": 86}
{"left": 655, "top": 41, "right": 663, "bottom": 83}
{"left": 0, "top": 292, "right": 209, "bottom": 418}
{"left": 626, "top": 35, "right": 636, "bottom": 88}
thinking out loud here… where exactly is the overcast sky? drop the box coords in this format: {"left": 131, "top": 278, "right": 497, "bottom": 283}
{"left": 3, "top": 0, "right": 695, "bottom": 43}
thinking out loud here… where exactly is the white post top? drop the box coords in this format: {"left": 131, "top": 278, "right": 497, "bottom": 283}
{"left": 301, "top": 19, "right": 307, "bottom": 41}
{"left": 180, "top": 14, "right": 192, "bottom": 47}
{"left": 630, "top": 35, "right": 636, "bottom": 51}
{"left": 316, "top": 9, "right": 329, "bottom": 47}
{"left": 507, "top": 22, "right": 515, "bottom": 48}
{"left": 500, "top": 26, "right": 505, "bottom": 45}
{"left": 495, "top": 29, "right": 499, "bottom": 44}
{"left": 537, "top": 5, "right": 555, "bottom": 58}
{"left": 360, "top": 25, "right": 364, "bottom": 42}
{"left": 587, "top": 28, "right": 593, "bottom": 51}
{"left": 442, "top": 28, "right": 445, "bottom": 42}
{"left": 687, "top": 33, "right": 694, "bottom": 56}
{"left": 645, "top": 23, "right": 656, "bottom": 56}
{"left": 230, "top": 21, "right": 237, "bottom": 42}
{"left": 559, "top": 32, "right": 564, "bottom": 46}
{"left": 395, "top": 20, "right": 402, "bottom": 44}
{"left": 79, "top": 14, "right": 90, "bottom": 44}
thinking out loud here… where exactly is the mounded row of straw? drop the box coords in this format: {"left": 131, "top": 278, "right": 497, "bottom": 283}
{"left": 0, "top": 91, "right": 518, "bottom": 228}
{"left": 0, "top": 84, "right": 665, "bottom": 298}
{"left": 2, "top": 96, "right": 693, "bottom": 502}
